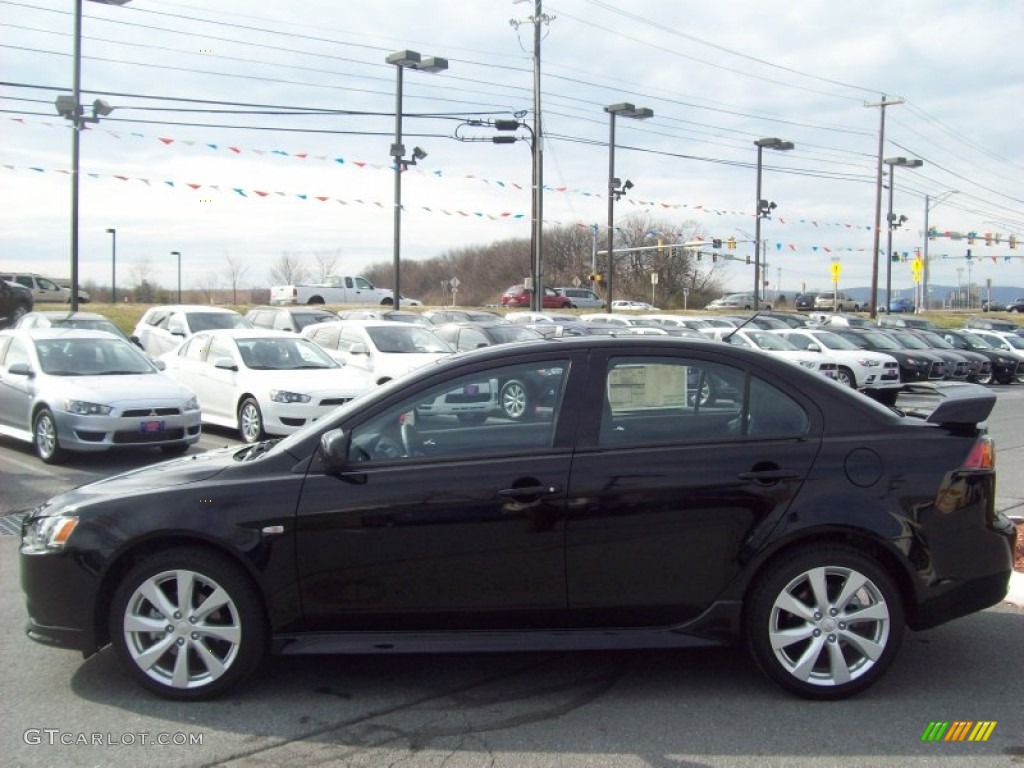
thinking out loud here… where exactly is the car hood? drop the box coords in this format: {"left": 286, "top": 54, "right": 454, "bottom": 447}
{"left": 42, "top": 373, "right": 194, "bottom": 404}
{"left": 35, "top": 444, "right": 240, "bottom": 513}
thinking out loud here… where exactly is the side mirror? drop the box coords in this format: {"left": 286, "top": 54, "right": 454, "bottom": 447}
{"left": 349, "top": 342, "right": 369, "bottom": 356}
{"left": 319, "top": 428, "right": 349, "bottom": 472}
{"left": 170, "top": 328, "right": 186, "bottom": 337}
{"left": 7, "top": 362, "right": 33, "bottom": 377}
{"left": 807, "top": 342, "right": 821, "bottom": 353}
{"left": 214, "top": 357, "right": 238, "bottom": 371}
{"left": 152, "top": 359, "right": 166, "bottom": 371}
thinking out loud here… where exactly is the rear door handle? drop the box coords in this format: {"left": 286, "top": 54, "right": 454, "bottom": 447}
{"left": 497, "top": 485, "right": 561, "bottom": 499}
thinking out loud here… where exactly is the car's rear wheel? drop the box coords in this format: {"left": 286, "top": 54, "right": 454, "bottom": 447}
{"left": 33, "top": 408, "right": 67, "bottom": 464}
{"left": 746, "top": 545, "right": 904, "bottom": 700}
{"left": 110, "top": 548, "right": 267, "bottom": 700}
{"left": 835, "top": 367, "right": 857, "bottom": 388}
{"left": 499, "top": 379, "right": 533, "bottom": 421}
{"left": 237, "top": 397, "right": 265, "bottom": 444}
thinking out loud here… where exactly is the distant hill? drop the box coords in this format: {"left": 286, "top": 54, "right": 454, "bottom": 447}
{"left": 796, "top": 285, "right": 1024, "bottom": 307}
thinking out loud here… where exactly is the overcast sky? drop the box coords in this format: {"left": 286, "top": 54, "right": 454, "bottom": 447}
{"left": 2, "top": 0, "right": 1022, "bottom": 298}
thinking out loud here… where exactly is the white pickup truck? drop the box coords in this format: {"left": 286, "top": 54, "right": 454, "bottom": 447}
{"left": 270, "top": 275, "right": 396, "bottom": 306}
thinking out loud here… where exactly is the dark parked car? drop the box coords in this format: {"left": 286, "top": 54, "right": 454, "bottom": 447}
{"left": 20, "top": 337, "right": 1014, "bottom": 701}
{"left": 793, "top": 293, "right": 818, "bottom": 311}
{"left": 938, "top": 329, "right": 1022, "bottom": 385}
{"left": 0, "top": 279, "right": 34, "bottom": 328}
{"left": 1007, "top": 298, "right": 1024, "bottom": 314}
{"left": 829, "top": 327, "right": 946, "bottom": 389}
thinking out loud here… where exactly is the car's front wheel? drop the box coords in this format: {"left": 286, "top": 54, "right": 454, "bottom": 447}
{"left": 499, "top": 379, "right": 533, "bottom": 421}
{"left": 237, "top": 397, "right": 265, "bottom": 444}
{"left": 835, "top": 367, "right": 857, "bottom": 388}
{"left": 110, "top": 548, "right": 267, "bottom": 700}
{"left": 33, "top": 408, "right": 67, "bottom": 464}
{"left": 746, "top": 545, "right": 904, "bottom": 700}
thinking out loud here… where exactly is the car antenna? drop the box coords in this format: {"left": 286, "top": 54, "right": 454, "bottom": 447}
{"left": 723, "top": 309, "right": 764, "bottom": 343}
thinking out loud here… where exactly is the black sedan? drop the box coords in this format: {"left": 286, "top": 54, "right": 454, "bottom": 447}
{"left": 830, "top": 327, "right": 946, "bottom": 385}
{"left": 20, "top": 337, "right": 1015, "bottom": 702}
{"left": 939, "top": 328, "right": 1022, "bottom": 384}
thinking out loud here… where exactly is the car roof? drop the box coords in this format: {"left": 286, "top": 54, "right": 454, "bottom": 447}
{"left": 194, "top": 328, "right": 301, "bottom": 339}
{"left": 147, "top": 304, "right": 241, "bottom": 313}
{"left": 1, "top": 327, "right": 123, "bottom": 341}
{"left": 22, "top": 311, "right": 108, "bottom": 320}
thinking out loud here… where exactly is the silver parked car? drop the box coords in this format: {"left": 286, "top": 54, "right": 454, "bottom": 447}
{"left": 131, "top": 304, "right": 251, "bottom": 358}
{"left": 0, "top": 329, "right": 201, "bottom": 462}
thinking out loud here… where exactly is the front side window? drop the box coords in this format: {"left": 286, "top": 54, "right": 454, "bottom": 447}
{"left": 347, "top": 360, "right": 570, "bottom": 462}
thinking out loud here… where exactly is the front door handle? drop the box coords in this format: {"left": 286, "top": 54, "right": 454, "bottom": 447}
{"left": 497, "top": 485, "right": 561, "bottom": 500}
{"left": 737, "top": 469, "right": 801, "bottom": 484}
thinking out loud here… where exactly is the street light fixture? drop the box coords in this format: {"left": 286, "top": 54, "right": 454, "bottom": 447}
{"left": 171, "top": 251, "right": 181, "bottom": 303}
{"left": 105, "top": 227, "right": 116, "bottom": 303}
{"left": 882, "top": 156, "right": 923, "bottom": 311}
{"left": 386, "top": 49, "right": 448, "bottom": 312}
{"left": 752, "top": 138, "right": 793, "bottom": 310}
{"left": 56, "top": 0, "right": 132, "bottom": 313}
{"left": 604, "top": 103, "right": 653, "bottom": 311}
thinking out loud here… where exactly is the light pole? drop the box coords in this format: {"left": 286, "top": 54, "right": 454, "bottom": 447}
{"left": 105, "top": 227, "right": 116, "bottom": 303}
{"left": 55, "top": 0, "right": 131, "bottom": 313}
{"left": 386, "top": 50, "right": 448, "bottom": 312}
{"left": 753, "top": 138, "right": 794, "bottom": 310}
{"left": 171, "top": 251, "right": 181, "bottom": 303}
{"left": 604, "top": 103, "right": 653, "bottom": 311}
{"left": 883, "top": 157, "right": 923, "bottom": 311}
{"left": 921, "top": 191, "right": 958, "bottom": 313}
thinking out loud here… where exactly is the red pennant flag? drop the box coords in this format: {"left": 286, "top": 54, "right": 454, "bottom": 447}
{"left": 158, "top": 137, "right": 174, "bottom": 145}
{"left": 229, "top": 147, "right": 241, "bottom": 154}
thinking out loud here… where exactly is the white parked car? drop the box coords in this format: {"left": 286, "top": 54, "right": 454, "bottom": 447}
{"left": 159, "top": 329, "right": 372, "bottom": 443}
{"left": 131, "top": 305, "right": 251, "bottom": 358}
{"left": 611, "top": 300, "right": 659, "bottom": 311}
{"left": 706, "top": 327, "right": 839, "bottom": 380}
{"left": 967, "top": 329, "right": 1024, "bottom": 383}
{"left": 301, "top": 321, "right": 454, "bottom": 384}
{"left": 0, "top": 328, "right": 201, "bottom": 462}
{"left": 504, "top": 311, "right": 575, "bottom": 324}
{"left": 772, "top": 328, "right": 902, "bottom": 394}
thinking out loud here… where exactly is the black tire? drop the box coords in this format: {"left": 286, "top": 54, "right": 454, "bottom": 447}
{"left": 307, "top": 296, "right": 325, "bottom": 305}
{"left": 973, "top": 368, "right": 993, "bottom": 385}
{"left": 746, "top": 545, "right": 904, "bottom": 700}
{"left": 835, "top": 366, "right": 857, "bottom": 389}
{"left": 499, "top": 378, "right": 534, "bottom": 421}
{"left": 160, "top": 443, "right": 190, "bottom": 456}
{"left": 380, "top": 297, "right": 394, "bottom": 306}
{"left": 237, "top": 397, "right": 265, "bottom": 444}
{"left": 33, "top": 407, "right": 67, "bottom": 464}
{"left": 110, "top": 547, "right": 267, "bottom": 701}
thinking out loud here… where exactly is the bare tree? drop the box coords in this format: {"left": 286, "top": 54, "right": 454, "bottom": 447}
{"left": 223, "top": 252, "right": 251, "bottom": 305}
{"left": 196, "top": 271, "right": 220, "bottom": 304}
{"left": 268, "top": 252, "right": 310, "bottom": 286}
{"left": 128, "top": 257, "right": 158, "bottom": 303}
{"left": 312, "top": 249, "right": 341, "bottom": 281}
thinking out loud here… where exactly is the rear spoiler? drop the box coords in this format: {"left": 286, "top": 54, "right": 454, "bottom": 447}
{"left": 895, "top": 382, "right": 996, "bottom": 429}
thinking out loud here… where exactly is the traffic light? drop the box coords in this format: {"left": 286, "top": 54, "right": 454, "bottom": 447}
{"left": 891, "top": 253, "right": 899, "bottom": 262}
{"left": 727, "top": 237, "right": 737, "bottom": 250}
{"left": 712, "top": 238, "right": 722, "bottom": 249}
{"left": 967, "top": 232, "right": 976, "bottom": 245}
{"left": 1011, "top": 235, "right": 1018, "bottom": 249}
{"left": 745, "top": 255, "right": 751, "bottom": 265}
{"left": 589, "top": 273, "right": 603, "bottom": 283}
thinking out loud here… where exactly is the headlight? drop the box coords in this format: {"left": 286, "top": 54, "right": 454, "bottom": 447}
{"left": 798, "top": 361, "right": 817, "bottom": 369}
{"left": 184, "top": 395, "right": 200, "bottom": 411}
{"left": 63, "top": 400, "right": 113, "bottom": 416}
{"left": 22, "top": 514, "right": 79, "bottom": 553}
{"left": 270, "top": 390, "right": 311, "bottom": 404}
{"left": 904, "top": 356, "right": 924, "bottom": 366}
{"left": 858, "top": 359, "right": 880, "bottom": 367}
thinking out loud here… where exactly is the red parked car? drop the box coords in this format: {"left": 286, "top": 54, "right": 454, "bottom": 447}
{"left": 501, "top": 285, "right": 572, "bottom": 309}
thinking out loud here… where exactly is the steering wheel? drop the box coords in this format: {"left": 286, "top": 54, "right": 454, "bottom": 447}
{"left": 372, "top": 435, "right": 404, "bottom": 459}
{"left": 400, "top": 420, "right": 424, "bottom": 456}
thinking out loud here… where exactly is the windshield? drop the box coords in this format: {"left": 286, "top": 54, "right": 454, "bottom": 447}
{"left": 745, "top": 331, "right": 796, "bottom": 350}
{"left": 808, "top": 331, "right": 858, "bottom": 350}
{"left": 856, "top": 331, "right": 901, "bottom": 351}
{"left": 489, "top": 326, "right": 543, "bottom": 343}
{"left": 237, "top": 337, "right": 340, "bottom": 370}
{"left": 998, "top": 334, "right": 1024, "bottom": 349}
{"left": 958, "top": 332, "right": 994, "bottom": 350}
{"left": 36, "top": 337, "right": 155, "bottom": 376}
{"left": 888, "top": 331, "right": 929, "bottom": 350}
{"left": 366, "top": 326, "right": 453, "bottom": 354}
{"left": 186, "top": 312, "right": 249, "bottom": 332}
{"left": 917, "top": 331, "right": 953, "bottom": 349}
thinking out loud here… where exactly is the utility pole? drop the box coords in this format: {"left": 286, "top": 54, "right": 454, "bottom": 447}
{"left": 865, "top": 95, "right": 905, "bottom": 318}
{"left": 511, "top": 1, "right": 555, "bottom": 311}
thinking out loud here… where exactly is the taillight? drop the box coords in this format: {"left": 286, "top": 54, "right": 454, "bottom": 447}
{"left": 963, "top": 436, "right": 995, "bottom": 469}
